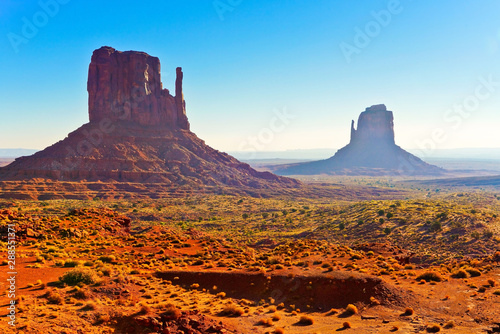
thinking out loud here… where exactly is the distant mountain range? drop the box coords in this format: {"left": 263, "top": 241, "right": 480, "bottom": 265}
{"left": 0, "top": 149, "right": 39, "bottom": 158}
{"left": 228, "top": 148, "right": 500, "bottom": 162}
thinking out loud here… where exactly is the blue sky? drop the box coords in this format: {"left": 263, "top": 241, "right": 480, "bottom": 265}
{"left": 1, "top": 0, "right": 500, "bottom": 156}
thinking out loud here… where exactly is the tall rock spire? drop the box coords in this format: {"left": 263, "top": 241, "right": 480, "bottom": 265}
{"left": 175, "top": 67, "right": 189, "bottom": 129}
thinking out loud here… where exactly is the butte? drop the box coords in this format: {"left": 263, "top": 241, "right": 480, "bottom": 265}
{"left": 275, "top": 104, "right": 444, "bottom": 176}
{"left": 0, "top": 46, "right": 299, "bottom": 199}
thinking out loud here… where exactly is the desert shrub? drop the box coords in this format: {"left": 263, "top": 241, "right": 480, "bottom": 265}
{"left": 139, "top": 304, "right": 151, "bottom": 315}
{"left": 443, "top": 321, "right": 455, "bottom": 329}
{"left": 403, "top": 307, "right": 414, "bottom": 316}
{"left": 268, "top": 305, "right": 277, "bottom": 312}
{"left": 339, "top": 222, "right": 345, "bottom": 230}
{"left": 430, "top": 221, "right": 442, "bottom": 232}
{"left": 426, "top": 324, "right": 441, "bottom": 332}
{"left": 274, "top": 328, "right": 285, "bottom": 334}
{"left": 73, "top": 288, "right": 91, "bottom": 300}
{"left": 384, "top": 227, "right": 391, "bottom": 235}
{"left": 451, "top": 269, "right": 468, "bottom": 279}
{"left": 416, "top": 271, "right": 442, "bottom": 282}
{"left": 342, "top": 322, "right": 352, "bottom": 329}
{"left": 82, "top": 301, "right": 97, "bottom": 311}
{"left": 98, "top": 255, "right": 115, "bottom": 263}
{"left": 298, "top": 315, "right": 314, "bottom": 325}
{"left": 272, "top": 312, "right": 281, "bottom": 321}
{"left": 350, "top": 254, "right": 362, "bottom": 260}
{"left": 95, "top": 313, "right": 111, "bottom": 324}
{"left": 378, "top": 210, "right": 385, "bottom": 216}
{"left": 220, "top": 303, "right": 244, "bottom": 317}
{"left": 344, "top": 304, "right": 358, "bottom": 315}
{"left": 258, "top": 318, "right": 274, "bottom": 326}
{"left": 161, "top": 303, "right": 181, "bottom": 319}
{"left": 466, "top": 268, "right": 481, "bottom": 277}
{"left": 63, "top": 259, "right": 80, "bottom": 267}
{"left": 436, "top": 212, "right": 448, "bottom": 221}
{"left": 386, "top": 212, "right": 393, "bottom": 219}
{"left": 59, "top": 268, "right": 99, "bottom": 286}
{"left": 45, "top": 290, "right": 63, "bottom": 304}
{"left": 483, "top": 230, "right": 493, "bottom": 239}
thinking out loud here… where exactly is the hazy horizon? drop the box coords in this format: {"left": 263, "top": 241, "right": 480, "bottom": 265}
{"left": 2, "top": 1, "right": 500, "bottom": 154}
{"left": 3, "top": 147, "right": 500, "bottom": 162}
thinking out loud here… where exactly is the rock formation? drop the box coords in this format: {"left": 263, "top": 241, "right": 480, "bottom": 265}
{"left": 87, "top": 46, "right": 189, "bottom": 129}
{"left": 350, "top": 104, "right": 395, "bottom": 146}
{"left": 0, "top": 47, "right": 299, "bottom": 193}
{"left": 275, "top": 104, "right": 443, "bottom": 176}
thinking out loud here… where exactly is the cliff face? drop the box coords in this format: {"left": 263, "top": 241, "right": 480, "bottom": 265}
{"left": 276, "top": 104, "right": 444, "bottom": 176}
{"left": 87, "top": 46, "right": 189, "bottom": 129}
{"left": 350, "top": 104, "right": 395, "bottom": 146}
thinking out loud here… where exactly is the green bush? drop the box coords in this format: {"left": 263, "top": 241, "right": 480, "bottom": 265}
{"left": 430, "top": 221, "right": 442, "bottom": 232}
{"left": 59, "top": 268, "right": 99, "bottom": 286}
{"left": 416, "top": 271, "right": 442, "bottom": 282}
{"left": 63, "top": 259, "right": 80, "bottom": 267}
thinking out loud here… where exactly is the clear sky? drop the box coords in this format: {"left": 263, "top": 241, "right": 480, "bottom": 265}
{"left": 1, "top": 0, "right": 500, "bottom": 157}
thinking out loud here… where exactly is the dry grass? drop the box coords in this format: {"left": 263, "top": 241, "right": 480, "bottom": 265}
{"left": 220, "top": 303, "right": 244, "bottom": 317}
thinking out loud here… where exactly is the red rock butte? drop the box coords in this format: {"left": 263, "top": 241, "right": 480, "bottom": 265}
{"left": 0, "top": 46, "right": 300, "bottom": 195}
{"left": 87, "top": 46, "right": 189, "bottom": 129}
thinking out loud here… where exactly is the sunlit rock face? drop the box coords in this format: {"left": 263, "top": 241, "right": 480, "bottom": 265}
{"left": 87, "top": 46, "right": 189, "bottom": 129}
{"left": 0, "top": 47, "right": 300, "bottom": 190}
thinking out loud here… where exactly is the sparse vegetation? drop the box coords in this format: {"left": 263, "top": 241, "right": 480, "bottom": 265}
{"left": 1, "top": 191, "right": 500, "bottom": 333}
